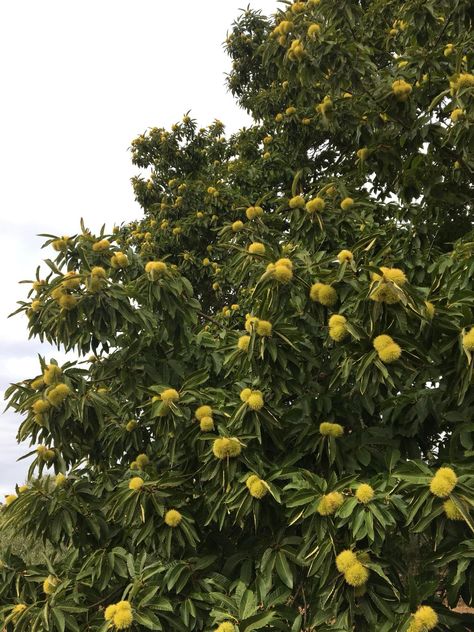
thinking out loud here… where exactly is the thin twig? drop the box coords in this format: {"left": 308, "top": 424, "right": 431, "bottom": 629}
{"left": 196, "top": 310, "right": 226, "bottom": 329}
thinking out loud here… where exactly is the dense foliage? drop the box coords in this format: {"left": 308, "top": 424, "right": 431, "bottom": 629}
{"left": 1, "top": 0, "right": 474, "bottom": 630}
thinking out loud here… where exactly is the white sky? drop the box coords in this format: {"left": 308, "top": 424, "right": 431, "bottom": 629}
{"left": 0, "top": 0, "right": 278, "bottom": 497}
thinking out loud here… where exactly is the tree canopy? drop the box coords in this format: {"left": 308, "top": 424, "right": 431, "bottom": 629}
{"left": 1, "top": 0, "right": 474, "bottom": 630}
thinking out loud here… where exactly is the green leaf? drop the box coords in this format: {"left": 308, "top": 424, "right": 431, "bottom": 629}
{"left": 241, "top": 611, "right": 276, "bottom": 631}
{"left": 239, "top": 588, "right": 258, "bottom": 620}
{"left": 275, "top": 551, "right": 293, "bottom": 589}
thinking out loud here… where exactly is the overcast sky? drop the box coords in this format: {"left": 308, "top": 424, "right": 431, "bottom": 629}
{"left": 0, "top": 0, "right": 278, "bottom": 497}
